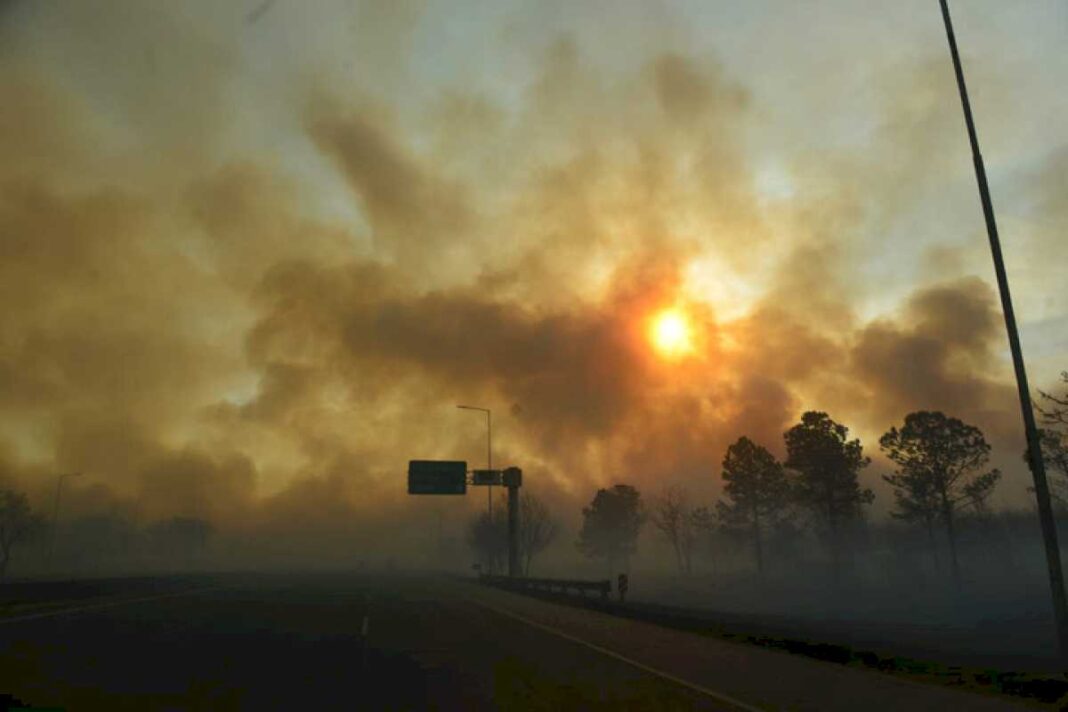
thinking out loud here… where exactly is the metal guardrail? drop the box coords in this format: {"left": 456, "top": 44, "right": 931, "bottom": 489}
{"left": 479, "top": 574, "right": 611, "bottom": 600}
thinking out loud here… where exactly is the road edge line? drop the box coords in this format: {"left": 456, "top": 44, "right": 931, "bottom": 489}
{"left": 465, "top": 595, "right": 768, "bottom": 712}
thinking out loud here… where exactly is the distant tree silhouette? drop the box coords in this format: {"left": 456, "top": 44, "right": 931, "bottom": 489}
{"left": 1031, "top": 429, "right": 1068, "bottom": 510}
{"left": 147, "top": 516, "right": 212, "bottom": 569}
{"left": 880, "top": 411, "right": 1000, "bottom": 587}
{"left": 519, "top": 492, "right": 558, "bottom": 575}
{"left": 577, "top": 485, "right": 644, "bottom": 576}
{"left": 466, "top": 509, "right": 507, "bottom": 574}
{"left": 0, "top": 489, "right": 45, "bottom": 582}
{"left": 784, "top": 411, "right": 873, "bottom": 577}
{"left": 1036, "top": 372, "right": 1068, "bottom": 509}
{"left": 65, "top": 513, "right": 138, "bottom": 574}
{"left": 649, "top": 486, "right": 697, "bottom": 575}
{"left": 1038, "top": 371, "right": 1068, "bottom": 429}
{"left": 689, "top": 506, "right": 720, "bottom": 575}
{"left": 716, "top": 437, "right": 791, "bottom": 576}
{"left": 764, "top": 516, "right": 806, "bottom": 562}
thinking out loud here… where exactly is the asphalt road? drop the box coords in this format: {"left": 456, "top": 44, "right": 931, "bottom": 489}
{"left": 0, "top": 573, "right": 726, "bottom": 711}
{"left": 0, "top": 572, "right": 1033, "bottom": 711}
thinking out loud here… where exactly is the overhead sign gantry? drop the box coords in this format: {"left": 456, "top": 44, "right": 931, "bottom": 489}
{"left": 407, "top": 460, "right": 522, "bottom": 577}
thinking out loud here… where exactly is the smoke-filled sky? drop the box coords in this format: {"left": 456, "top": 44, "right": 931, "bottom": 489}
{"left": 1, "top": 0, "right": 1066, "bottom": 542}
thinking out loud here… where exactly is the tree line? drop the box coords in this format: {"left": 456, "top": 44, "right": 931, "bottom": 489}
{"left": 0, "top": 495, "right": 213, "bottom": 583}
{"left": 574, "top": 408, "right": 1013, "bottom": 587}
{"left": 464, "top": 374, "right": 1068, "bottom": 584}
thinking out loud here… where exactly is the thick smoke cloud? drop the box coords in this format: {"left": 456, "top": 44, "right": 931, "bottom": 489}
{"left": 851, "top": 278, "right": 1012, "bottom": 426}
{"left": 0, "top": 1, "right": 1064, "bottom": 568}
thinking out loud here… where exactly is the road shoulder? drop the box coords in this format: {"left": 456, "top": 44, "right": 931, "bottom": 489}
{"left": 454, "top": 579, "right": 1033, "bottom": 712}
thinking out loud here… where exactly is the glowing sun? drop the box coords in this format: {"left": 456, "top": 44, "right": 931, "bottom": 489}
{"left": 650, "top": 308, "right": 694, "bottom": 358}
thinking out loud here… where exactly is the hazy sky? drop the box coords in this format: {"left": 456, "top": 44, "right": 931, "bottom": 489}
{"left": 1, "top": 1, "right": 1065, "bottom": 541}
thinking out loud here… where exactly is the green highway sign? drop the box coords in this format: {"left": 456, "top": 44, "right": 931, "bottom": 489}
{"left": 471, "top": 469, "right": 501, "bottom": 486}
{"left": 408, "top": 460, "right": 467, "bottom": 495}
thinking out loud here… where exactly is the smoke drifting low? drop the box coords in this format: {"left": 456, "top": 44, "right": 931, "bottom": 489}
{"left": 0, "top": 1, "right": 1064, "bottom": 570}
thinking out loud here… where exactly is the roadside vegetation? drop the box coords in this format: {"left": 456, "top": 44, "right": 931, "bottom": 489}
{"left": 0, "top": 494, "right": 213, "bottom": 584}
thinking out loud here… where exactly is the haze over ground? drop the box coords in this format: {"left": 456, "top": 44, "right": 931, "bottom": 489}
{"left": 1, "top": 0, "right": 1066, "bottom": 568}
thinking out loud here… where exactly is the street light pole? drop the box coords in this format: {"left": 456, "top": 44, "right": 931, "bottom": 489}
{"left": 457, "top": 405, "right": 492, "bottom": 518}
{"left": 939, "top": 0, "right": 1068, "bottom": 658}
{"left": 48, "top": 472, "right": 81, "bottom": 572}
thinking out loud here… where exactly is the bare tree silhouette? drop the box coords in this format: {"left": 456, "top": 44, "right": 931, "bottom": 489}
{"left": 649, "top": 485, "right": 697, "bottom": 575}
{"left": 466, "top": 509, "right": 507, "bottom": 574}
{"left": 519, "top": 492, "right": 558, "bottom": 575}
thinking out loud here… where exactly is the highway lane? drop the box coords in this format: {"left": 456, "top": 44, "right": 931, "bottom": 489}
{"left": 0, "top": 573, "right": 729, "bottom": 711}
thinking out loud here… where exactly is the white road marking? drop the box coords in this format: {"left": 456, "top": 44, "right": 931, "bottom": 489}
{"left": 361, "top": 615, "right": 369, "bottom": 637}
{"left": 0, "top": 586, "right": 228, "bottom": 626}
{"left": 466, "top": 596, "right": 768, "bottom": 712}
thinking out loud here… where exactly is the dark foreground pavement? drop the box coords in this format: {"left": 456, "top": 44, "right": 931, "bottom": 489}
{"left": 0, "top": 573, "right": 726, "bottom": 711}
{"left": 0, "top": 572, "right": 1033, "bottom": 711}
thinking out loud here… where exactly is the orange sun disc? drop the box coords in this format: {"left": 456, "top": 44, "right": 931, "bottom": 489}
{"left": 650, "top": 309, "right": 693, "bottom": 358}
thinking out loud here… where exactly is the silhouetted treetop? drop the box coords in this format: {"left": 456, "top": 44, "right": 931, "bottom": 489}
{"left": 577, "top": 484, "right": 643, "bottom": 575}
{"left": 784, "top": 411, "right": 873, "bottom": 521}
{"left": 880, "top": 411, "right": 996, "bottom": 497}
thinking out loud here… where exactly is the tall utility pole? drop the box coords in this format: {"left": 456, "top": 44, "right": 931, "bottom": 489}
{"left": 939, "top": 0, "right": 1068, "bottom": 657}
{"left": 48, "top": 472, "right": 81, "bottom": 571}
{"left": 457, "top": 405, "right": 493, "bottom": 518}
